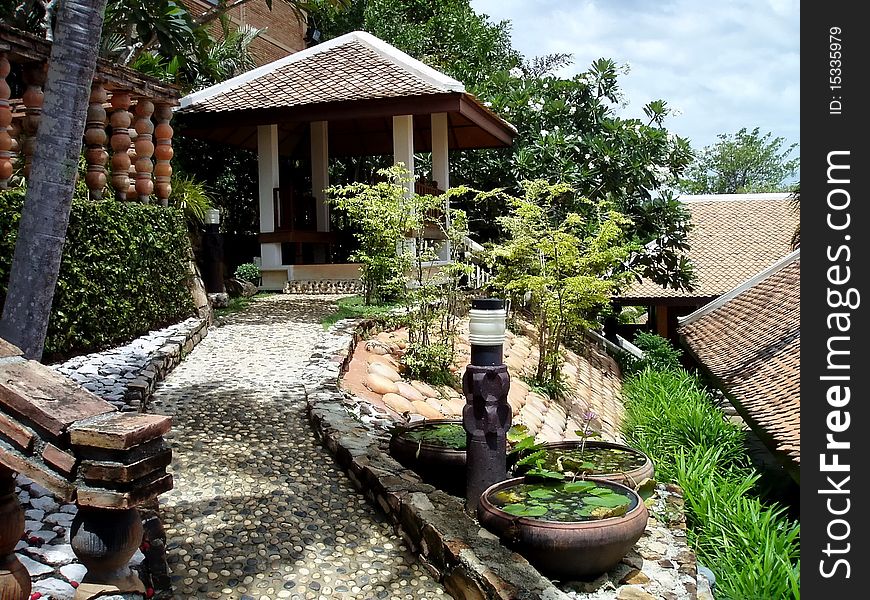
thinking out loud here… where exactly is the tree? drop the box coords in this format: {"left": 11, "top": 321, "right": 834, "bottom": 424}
{"left": 487, "top": 181, "right": 636, "bottom": 395}
{"left": 678, "top": 127, "right": 799, "bottom": 194}
{"left": 0, "top": 0, "right": 109, "bottom": 359}
{"left": 309, "top": 1, "right": 696, "bottom": 291}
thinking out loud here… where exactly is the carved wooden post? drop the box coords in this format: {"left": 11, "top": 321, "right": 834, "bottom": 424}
{"left": 109, "top": 91, "right": 132, "bottom": 201}
{"left": 70, "top": 507, "right": 145, "bottom": 598}
{"left": 84, "top": 82, "right": 109, "bottom": 200}
{"left": 21, "top": 62, "right": 46, "bottom": 179}
{"left": 462, "top": 299, "right": 511, "bottom": 513}
{"left": 0, "top": 466, "right": 30, "bottom": 600}
{"left": 133, "top": 99, "right": 155, "bottom": 202}
{"left": 153, "top": 103, "right": 174, "bottom": 207}
{"left": 0, "top": 53, "right": 13, "bottom": 189}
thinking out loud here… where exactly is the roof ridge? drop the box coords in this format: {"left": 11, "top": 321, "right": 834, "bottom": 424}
{"left": 178, "top": 30, "right": 464, "bottom": 112}
{"left": 679, "top": 192, "right": 793, "bottom": 203}
{"left": 678, "top": 248, "right": 800, "bottom": 326}
{"left": 350, "top": 31, "right": 465, "bottom": 93}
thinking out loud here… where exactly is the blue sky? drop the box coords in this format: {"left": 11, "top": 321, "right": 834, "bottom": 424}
{"left": 469, "top": 0, "right": 800, "bottom": 155}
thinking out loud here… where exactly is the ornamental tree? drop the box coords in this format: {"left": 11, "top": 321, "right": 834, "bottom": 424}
{"left": 487, "top": 181, "right": 636, "bottom": 395}
{"left": 678, "top": 127, "right": 799, "bottom": 194}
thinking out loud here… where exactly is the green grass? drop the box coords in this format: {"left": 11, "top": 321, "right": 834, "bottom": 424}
{"left": 320, "top": 295, "right": 402, "bottom": 329}
{"left": 621, "top": 368, "right": 800, "bottom": 599}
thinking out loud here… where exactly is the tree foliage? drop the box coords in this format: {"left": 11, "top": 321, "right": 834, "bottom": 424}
{"left": 678, "top": 127, "right": 799, "bottom": 194}
{"left": 487, "top": 181, "right": 636, "bottom": 394}
{"left": 308, "top": 0, "right": 695, "bottom": 290}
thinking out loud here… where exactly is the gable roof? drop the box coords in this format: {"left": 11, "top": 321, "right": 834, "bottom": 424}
{"left": 678, "top": 250, "right": 800, "bottom": 474}
{"left": 174, "top": 31, "right": 515, "bottom": 156}
{"left": 178, "top": 30, "right": 466, "bottom": 114}
{"left": 620, "top": 193, "right": 798, "bottom": 302}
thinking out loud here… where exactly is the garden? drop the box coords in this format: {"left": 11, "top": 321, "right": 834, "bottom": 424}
{"left": 0, "top": 1, "right": 800, "bottom": 598}
{"left": 316, "top": 165, "right": 800, "bottom": 598}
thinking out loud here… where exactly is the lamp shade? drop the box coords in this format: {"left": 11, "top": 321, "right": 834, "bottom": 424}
{"left": 468, "top": 298, "right": 506, "bottom": 346}
{"left": 205, "top": 208, "right": 221, "bottom": 225}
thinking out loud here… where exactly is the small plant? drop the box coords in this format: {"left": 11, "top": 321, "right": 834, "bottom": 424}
{"left": 621, "top": 331, "right": 684, "bottom": 374}
{"left": 508, "top": 411, "right": 601, "bottom": 481}
{"left": 402, "top": 341, "right": 457, "bottom": 388}
{"left": 233, "top": 262, "right": 261, "bottom": 284}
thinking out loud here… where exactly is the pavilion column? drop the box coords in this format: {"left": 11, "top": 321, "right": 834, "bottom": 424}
{"left": 258, "top": 124, "right": 281, "bottom": 269}
{"left": 392, "top": 115, "right": 414, "bottom": 197}
{"left": 311, "top": 121, "right": 330, "bottom": 263}
{"left": 431, "top": 112, "right": 451, "bottom": 260}
{"left": 0, "top": 53, "right": 13, "bottom": 188}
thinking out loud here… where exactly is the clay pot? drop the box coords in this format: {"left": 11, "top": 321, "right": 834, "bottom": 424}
{"left": 477, "top": 477, "right": 649, "bottom": 580}
{"left": 512, "top": 441, "right": 654, "bottom": 488}
{"left": 389, "top": 419, "right": 466, "bottom": 496}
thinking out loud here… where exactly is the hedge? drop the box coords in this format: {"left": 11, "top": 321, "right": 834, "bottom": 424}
{"left": 1, "top": 189, "right": 194, "bottom": 361}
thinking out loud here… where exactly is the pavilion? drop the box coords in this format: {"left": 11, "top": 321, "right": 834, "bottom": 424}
{"left": 175, "top": 31, "right": 516, "bottom": 290}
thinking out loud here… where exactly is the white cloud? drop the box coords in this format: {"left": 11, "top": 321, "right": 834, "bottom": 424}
{"left": 470, "top": 0, "right": 800, "bottom": 151}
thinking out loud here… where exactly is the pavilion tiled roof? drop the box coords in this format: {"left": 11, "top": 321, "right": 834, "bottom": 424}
{"left": 678, "top": 250, "right": 800, "bottom": 467}
{"left": 620, "top": 193, "right": 798, "bottom": 301}
{"left": 179, "top": 36, "right": 454, "bottom": 114}
{"left": 175, "top": 30, "right": 515, "bottom": 155}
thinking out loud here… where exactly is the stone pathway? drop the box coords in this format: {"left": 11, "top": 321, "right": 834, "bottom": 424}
{"left": 152, "top": 295, "right": 445, "bottom": 599}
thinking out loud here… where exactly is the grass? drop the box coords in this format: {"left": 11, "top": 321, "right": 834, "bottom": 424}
{"left": 621, "top": 368, "right": 800, "bottom": 599}
{"left": 320, "top": 295, "right": 402, "bottom": 329}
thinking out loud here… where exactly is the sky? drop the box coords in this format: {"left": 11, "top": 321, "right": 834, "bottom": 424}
{"left": 469, "top": 0, "right": 800, "bottom": 155}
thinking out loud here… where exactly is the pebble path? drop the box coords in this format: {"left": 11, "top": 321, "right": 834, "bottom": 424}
{"left": 152, "top": 294, "right": 445, "bottom": 599}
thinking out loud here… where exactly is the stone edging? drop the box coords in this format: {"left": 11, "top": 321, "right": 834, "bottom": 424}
{"left": 124, "top": 318, "right": 211, "bottom": 409}
{"left": 303, "top": 323, "right": 572, "bottom": 600}
{"left": 53, "top": 316, "right": 211, "bottom": 412}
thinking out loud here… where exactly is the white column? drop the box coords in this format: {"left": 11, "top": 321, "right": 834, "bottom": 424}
{"left": 258, "top": 124, "right": 281, "bottom": 268}
{"left": 311, "top": 121, "right": 330, "bottom": 232}
{"left": 431, "top": 113, "right": 451, "bottom": 260}
{"left": 393, "top": 114, "right": 415, "bottom": 197}
{"left": 431, "top": 113, "right": 449, "bottom": 191}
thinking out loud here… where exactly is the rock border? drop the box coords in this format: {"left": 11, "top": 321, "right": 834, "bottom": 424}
{"left": 124, "top": 317, "right": 211, "bottom": 409}
{"left": 52, "top": 316, "right": 211, "bottom": 412}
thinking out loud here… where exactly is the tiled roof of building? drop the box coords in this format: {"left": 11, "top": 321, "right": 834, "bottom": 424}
{"left": 178, "top": 30, "right": 488, "bottom": 115}
{"left": 679, "top": 250, "right": 800, "bottom": 467}
{"left": 621, "top": 193, "right": 798, "bottom": 300}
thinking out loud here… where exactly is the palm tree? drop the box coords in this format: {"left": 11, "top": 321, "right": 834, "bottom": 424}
{"left": 0, "top": 0, "right": 109, "bottom": 359}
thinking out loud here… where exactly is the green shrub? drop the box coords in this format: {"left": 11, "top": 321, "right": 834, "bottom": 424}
{"left": 233, "top": 262, "right": 261, "bottom": 284}
{"left": 621, "top": 368, "right": 746, "bottom": 480}
{"left": 0, "top": 190, "right": 194, "bottom": 360}
{"left": 402, "top": 341, "right": 457, "bottom": 388}
{"left": 621, "top": 331, "right": 684, "bottom": 375}
{"left": 620, "top": 368, "right": 800, "bottom": 598}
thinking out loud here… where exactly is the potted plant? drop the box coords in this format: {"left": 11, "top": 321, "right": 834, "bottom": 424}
{"left": 389, "top": 419, "right": 467, "bottom": 495}
{"left": 477, "top": 476, "right": 648, "bottom": 579}
{"left": 508, "top": 412, "right": 654, "bottom": 487}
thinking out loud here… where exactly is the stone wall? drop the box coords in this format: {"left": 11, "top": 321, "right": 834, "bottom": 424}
{"left": 53, "top": 316, "right": 210, "bottom": 412}
{"left": 284, "top": 279, "right": 364, "bottom": 295}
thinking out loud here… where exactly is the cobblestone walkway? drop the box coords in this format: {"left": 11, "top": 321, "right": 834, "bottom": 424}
{"left": 153, "top": 295, "right": 445, "bottom": 599}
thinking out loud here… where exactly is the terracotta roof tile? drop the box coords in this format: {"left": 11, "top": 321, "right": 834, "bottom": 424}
{"left": 178, "top": 34, "right": 459, "bottom": 115}
{"left": 679, "top": 253, "right": 799, "bottom": 465}
{"left": 622, "top": 194, "right": 798, "bottom": 300}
